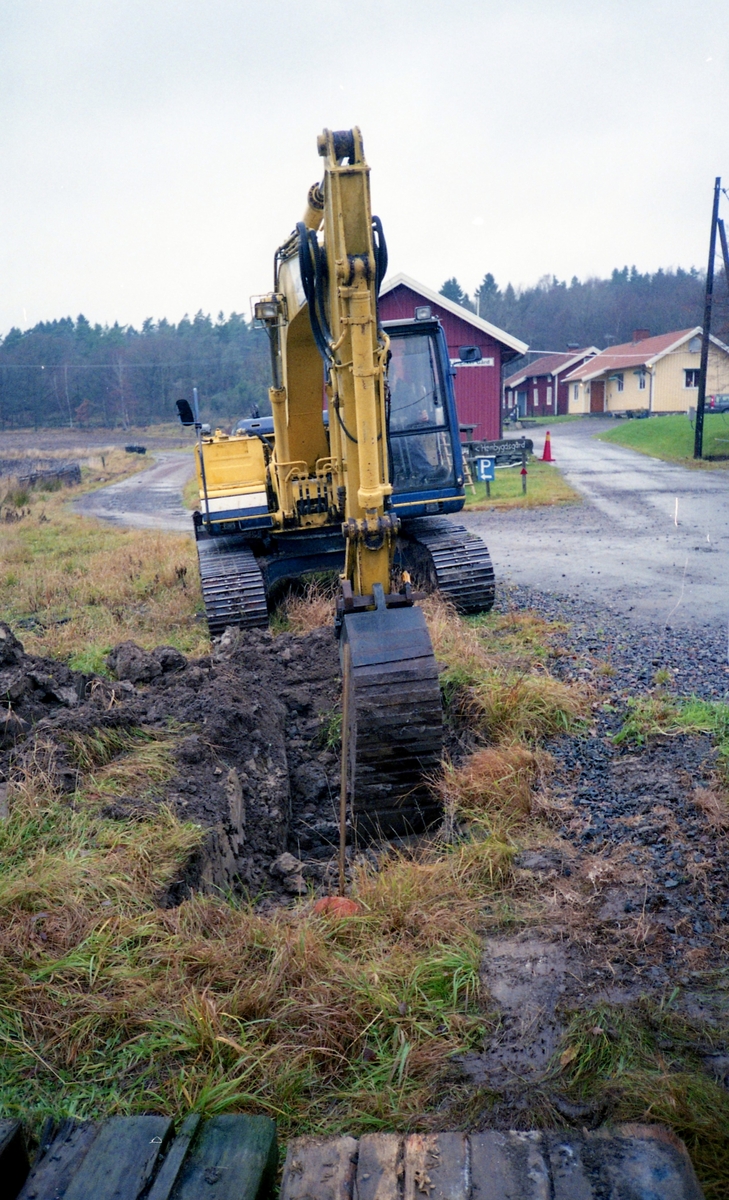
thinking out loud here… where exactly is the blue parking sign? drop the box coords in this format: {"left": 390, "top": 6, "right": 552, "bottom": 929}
{"left": 474, "top": 455, "right": 495, "bottom": 482}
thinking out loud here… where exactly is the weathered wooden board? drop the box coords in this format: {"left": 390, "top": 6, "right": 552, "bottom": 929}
{"left": 471, "top": 1131, "right": 550, "bottom": 1200}
{"left": 281, "top": 1136, "right": 357, "bottom": 1200}
{"left": 62, "top": 1116, "right": 174, "bottom": 1200}
{"left": 355, "top": 1133, "right": 400, "bottom": 1200}
{"left": 281, "top": 1126, "right": 704, "bottom": 1200}
{"left": 166, "top": 1115, "right": 276, "bottom": 1200}
{"left": 0, "top": 1120, "right": 30, "bottom": 1200}
{"left": 13, "top": 1113, "right": 275, "bottom": 1200}
{"left": 18, "top": 1120, "right": 99, "bottom": 1200}
{"left": 146, "top": 1115, "right": 202, "bottom": 1200}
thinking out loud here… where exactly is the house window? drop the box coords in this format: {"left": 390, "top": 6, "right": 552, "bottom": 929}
{"left": 546, "top": 386, "right": 552, "bottom": 405}
{"left": 688, "top": 336, "right": 701, "bottom": 354}
{"left": 533, "top": 388, "right": 539, "bottom": 407}
{"left": 638, "top": 372, "right": 646, "bottom": 390}
{"left": 573, "top": 384, "right": 579, "bottom": 401}
{"left": 685, "top": 369, "right": 700, "bottom": 388}
{"left": 616, "top": 373, "right": 624, "bottom": 392}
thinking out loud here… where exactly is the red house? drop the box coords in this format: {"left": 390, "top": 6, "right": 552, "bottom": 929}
{"left": 504, "top": 347, "right": 599, "bottom": 418}
{"left": 379, "top": 273, "right": 528, "bottom": 441}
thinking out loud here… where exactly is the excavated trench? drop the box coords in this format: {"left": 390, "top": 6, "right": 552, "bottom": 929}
{"left": 0, "top": 620, "right": 353, "bottom": 903}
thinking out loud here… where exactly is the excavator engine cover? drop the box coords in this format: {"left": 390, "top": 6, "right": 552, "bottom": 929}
{"left": 340, "top": 601, "right": 443, "bottom": 842}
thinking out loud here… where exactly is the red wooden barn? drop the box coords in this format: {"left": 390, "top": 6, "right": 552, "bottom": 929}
{"left": 378, "top": 273, "right": 527, "bottom": 441}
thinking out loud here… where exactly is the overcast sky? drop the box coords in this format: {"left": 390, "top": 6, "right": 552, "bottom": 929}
{"left": 1, "top": 0, "right": 727, "bottom": 335}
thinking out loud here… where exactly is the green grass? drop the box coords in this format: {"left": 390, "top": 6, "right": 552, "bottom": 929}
{"left": 553, "top": 997, "right": 729, "bottom": 1198}
{"left": 615, "top": 695, "right": 729, "bottom": 767}
{"left": 598, "top": 412, "right": 729, "bottom": 466}
{"left": 464, "top": 458, "right": 579, "bottom": 510}
{"left": 0, "top": 721, "right": 512, "bottom": 1139}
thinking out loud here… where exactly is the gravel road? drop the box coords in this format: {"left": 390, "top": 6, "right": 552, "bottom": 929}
{"left": 74, "top": 451, "right": 195, "bottom": 532}
{"left": 464, "top": 418, "right": 729, "bottom": 629}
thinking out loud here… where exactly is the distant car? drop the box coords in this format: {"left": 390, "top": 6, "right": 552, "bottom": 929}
{"left": 706, "top": 394, "right": 729, "bottom": 413}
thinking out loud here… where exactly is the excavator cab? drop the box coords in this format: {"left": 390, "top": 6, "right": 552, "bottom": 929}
{"left": 384, "top": 318, "right": 466, "bottom": 519}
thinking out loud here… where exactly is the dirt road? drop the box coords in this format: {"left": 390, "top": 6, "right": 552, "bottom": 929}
{"left": 75, "top": 451, "right": 195, "bottom": 532}
{"left": 463, "top": 419, "right": 729, "bottom": 628}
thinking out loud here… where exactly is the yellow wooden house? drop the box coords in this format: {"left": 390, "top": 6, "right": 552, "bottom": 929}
{"left": 565, "top": 327, "right": 729, "bottom": 415}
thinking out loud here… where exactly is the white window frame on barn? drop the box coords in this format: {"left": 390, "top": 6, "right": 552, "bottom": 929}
{"left": 533, "top": 388, "right": 538, "bottom": 406}
{"left": 574, "top": 384, "right": 579, "bottom": 401}
{"left": 616, "top": 373, "right": 624, "bottom": 393}
{"left": 546, "top": 386, "right": 552, "bottom": 406}
{"left": 684, "top": 368, "right": 700, "bottom": 388}
{"left": 638, "top": 371, "right": 646, "bottom": 390}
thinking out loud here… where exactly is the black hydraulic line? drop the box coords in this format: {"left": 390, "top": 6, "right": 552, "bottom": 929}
{"left": 296, "top": 222, "right": 331, "bottom": 364}
{"left": 372, "top": 216, "right": 388, "bottom": 295}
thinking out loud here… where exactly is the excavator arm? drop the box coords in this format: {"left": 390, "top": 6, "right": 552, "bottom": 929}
{"left": 257, "top": 128, "right": 444, "bottom": 842}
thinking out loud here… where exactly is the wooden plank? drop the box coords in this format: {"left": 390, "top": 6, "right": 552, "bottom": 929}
{"left": 281, "top": 1136, "right": 357, "bottom": 1200}
{"left": 403, "top": 1133, "right": 469, "bottom": 1200}
{"left": 17, "top": 1121, "right": 98, "bottom": 1200}
{"left": 470, "top": 1131, "right": 550, "bottom": 1200}
{"left": 145, "top": 1115, "right": 202, "bottom": 1200}
{"left": 355, "top": 1134, "right": 401, "bottom": 1200}
{"left": 0, "top": 1119, "right": 29, "bottom": 1200}
{"left": 62, "top": 1116, "right": 173, "bottom": 1200}
{"left": 591, "top": 1125, "right": 704, "bottom": 1200}
{"left": 169, "top": 1115, "right": 276, "bottom": 1200}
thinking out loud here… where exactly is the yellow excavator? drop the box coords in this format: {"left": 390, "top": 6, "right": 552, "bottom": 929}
{"left": 177, "top": 128, "right": 495, "bottom": 839}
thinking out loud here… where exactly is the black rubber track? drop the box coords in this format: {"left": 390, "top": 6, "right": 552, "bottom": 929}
{"left": 399, "top": 518, "right": 495, "bottom": 613}
{"left": 196, "top": 536, "right": 268, "bottom": 637}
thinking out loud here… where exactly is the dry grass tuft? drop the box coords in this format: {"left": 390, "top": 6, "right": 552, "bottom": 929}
{"left": 275, "top": 579, "right": 338, "bottom": 635}
{"left": 0, "top": 464, "right": 206, "bottom": 668}
{"left": 692, "top": 787, "right": 729, "bottom": 830}
{"left": 437, "top": 745, "right": 549, "bottom": 834}
{"left": 423, "top": 595, "right": 589, "bottom": 744}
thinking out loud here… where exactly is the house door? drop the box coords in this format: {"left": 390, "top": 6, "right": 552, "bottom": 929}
{"left": 590, "top": 380, "right": 605, "bottom": 413}
{"left": 517, "top": 390, "right": 527, "bottom": 417}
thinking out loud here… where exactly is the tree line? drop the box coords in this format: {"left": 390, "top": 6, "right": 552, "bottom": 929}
{"left": 3, "top": 265, "right": 728, "bottom": 429}
{"left": 440, "top": 265, "right": 729, "bottom": 359}
{"left": 0, "top": 311, "right": 271, "bottom": 430}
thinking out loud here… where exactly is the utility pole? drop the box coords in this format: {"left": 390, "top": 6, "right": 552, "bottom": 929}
{"left": 694, "top": 177, "right": 721, "bottom": 459}
{"left": 719, "top": 215, "right": 729, "bottom": 288}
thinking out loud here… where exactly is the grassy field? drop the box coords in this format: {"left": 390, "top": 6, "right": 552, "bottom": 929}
{"left": 464, "top": 458, "right": 580, "bottom": 510}
{"left": 598, "top": 412, "right": 729, "bottom": 466}
{"left": 0, "top": 452, "right": 205, "bottom": 671}
{"left": 2, "top": 476, "right": 729, "bottom": 1192}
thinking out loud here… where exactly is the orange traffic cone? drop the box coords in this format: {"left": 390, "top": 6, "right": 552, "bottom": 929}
{"left": 542, "top": 430, "right": 553, "bottom": 462}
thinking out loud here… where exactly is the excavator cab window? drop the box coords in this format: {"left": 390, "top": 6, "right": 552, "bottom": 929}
{"left": 388, "top": 332, "right": 455, "bottom": 490}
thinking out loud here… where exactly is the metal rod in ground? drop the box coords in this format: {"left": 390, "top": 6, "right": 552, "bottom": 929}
{"left": 521, "top": 446, "right": 527, "bottom": 495}
{"left": 694, "top": 177, "right": 721, "bottom": 460}
{"left": 339, "top": 639, "right": 352, "bottom": 895}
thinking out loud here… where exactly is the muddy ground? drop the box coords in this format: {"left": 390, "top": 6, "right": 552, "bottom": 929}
{"left": 2, "top": 584, "right": 729, "bottom": 1117}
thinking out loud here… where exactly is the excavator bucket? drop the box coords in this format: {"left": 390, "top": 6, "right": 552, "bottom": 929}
{"left": 340, "top": 601, "right": 443, "bottom": 842}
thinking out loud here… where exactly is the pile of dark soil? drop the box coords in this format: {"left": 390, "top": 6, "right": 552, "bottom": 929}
{"left": 0, "top": 621, "right": 343, "bottom": 902}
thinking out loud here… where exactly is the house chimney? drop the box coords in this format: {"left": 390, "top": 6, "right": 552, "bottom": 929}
{"left": 632, "top": 328, "right": 650, "bottom": 343}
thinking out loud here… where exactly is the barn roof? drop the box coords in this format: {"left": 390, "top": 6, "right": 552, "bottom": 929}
{"left": 380, "top": 273, "right": 528, "bottom": 356}
{"left": 563, "top": 328, "right": 724, "bottom": 382}
{"left": 505, "top": 348, "right": 599, "bottom": 389}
